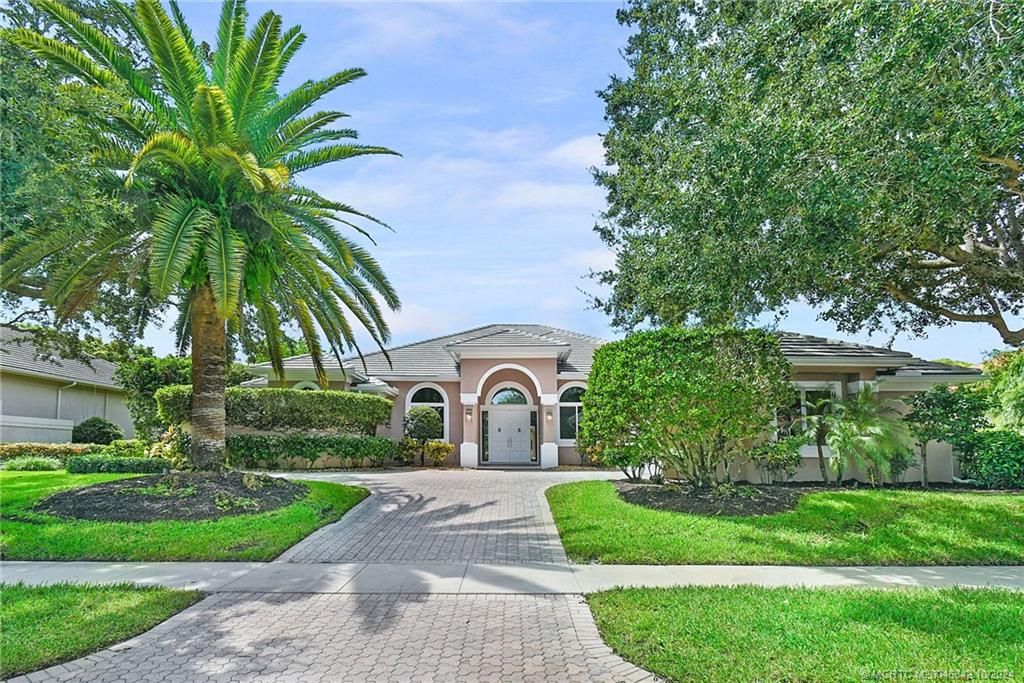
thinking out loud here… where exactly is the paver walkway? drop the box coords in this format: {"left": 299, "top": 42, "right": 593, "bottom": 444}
{"left": 6, "top": 470, "right": 655, "bottom": 683}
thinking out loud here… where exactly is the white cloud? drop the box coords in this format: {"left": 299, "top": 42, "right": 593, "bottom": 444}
{"left": 493, "top": 181, "right": 603, "bottom": 211}
{"left": 566, "top": 248, "right": 616, "bottom": 272}
{"left": 382, "top": 303, "right": 465, "bottom": 339}
{"left": 547, "top": 135, "right": 606, "bottom": 170}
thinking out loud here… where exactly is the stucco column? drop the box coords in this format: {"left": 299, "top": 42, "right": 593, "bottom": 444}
{"left": 539, "top": 392, "right": 558, "bottom": 469}
{"left": 459, "top": 393, "right": 479, "bottom": 468}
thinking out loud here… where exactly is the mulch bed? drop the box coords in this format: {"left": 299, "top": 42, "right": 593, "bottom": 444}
{"left": 35, "top": 472, "right": 308, "bottom": 523}
{"left": 615, "top": 481, "right": 820, "bottom": 516}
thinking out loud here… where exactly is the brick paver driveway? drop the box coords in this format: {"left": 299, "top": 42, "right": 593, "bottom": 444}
{"left": 16, "top": 470, "right": 655, "bottom": 683}
{"left": 279, "top": 469, "right": 614, "bottom": 563}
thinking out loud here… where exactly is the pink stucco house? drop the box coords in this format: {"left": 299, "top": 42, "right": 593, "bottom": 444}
{"left": 246, "top": 323, "right": 982, "bottom": 481}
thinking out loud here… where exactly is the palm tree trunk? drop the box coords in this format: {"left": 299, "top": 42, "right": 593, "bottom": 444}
{"left": 920, "top": 441, "right": 929, "bottom": 489}
{"left": 815, "top": 434, "right": 831, "bottom": 486}
{"left": 190, "top": 281, "right": 227, "bottom": 470}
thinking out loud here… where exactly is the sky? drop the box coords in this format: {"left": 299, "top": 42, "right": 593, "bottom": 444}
{"left": 139, "top": 1, "right": 1015, "bottom": 364}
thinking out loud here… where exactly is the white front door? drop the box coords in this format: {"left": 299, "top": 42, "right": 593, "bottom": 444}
{"left": 486, "top": 408, "right": 534, "bottom": 464}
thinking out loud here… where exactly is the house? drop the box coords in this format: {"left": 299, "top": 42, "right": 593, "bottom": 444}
{"left": 246, "top": 323, "right": 983, "bottom": 482}
{"left": 0, "top": 327, "right": 134, "bottom": 442}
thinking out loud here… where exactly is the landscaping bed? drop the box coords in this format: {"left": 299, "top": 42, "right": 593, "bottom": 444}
{"left": 589, "top": 585, "right": 1024, "bottom": 683}
{"left": 1, "top": 582, "right": 201, "bottom": 679}
{"left": 615, "top": 481, "right": 810, "bottom": 516}
{"left": 547, "top": 480, "right": 1024, "bottom": 565}
{"left": 36, "top": 471, "right": 306, "bottom": 522}
{"left": 1, "top": 471, "right": 368, "bottom": 561}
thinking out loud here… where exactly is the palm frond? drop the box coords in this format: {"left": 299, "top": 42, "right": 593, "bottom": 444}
{"left": 286, "top": 144, "right": 398, "bottom": 174}
{"left": 149, "top": 196, "right": 213, "bottom": 297}
{"left": 226, "top": 10, "right": 281, "bottom": 130}
{"left": 5, "top": 28, "right": 114, "bottom": 86}
{"left": 127, "top": 131, "right": 202, "bottom": 185}
{"left": 212, "top": 0, "right": 248, "bottom": 85}
{"left": 257, "top": 67, "right": 364, "bottom": 136}
{"left": 205, "top": 219, "right": 246, "bottom": 317}
{"left": 136, "top": 0, "right": 206, "bottom": 125}
{"left": 191, "top": 84, "right": 237, "bottom": 146}
{"left": 274, "top": 25, "right": 305, "bottom": 84}
{"left": 168, "top": 0, "right": 205, "bottom": 69}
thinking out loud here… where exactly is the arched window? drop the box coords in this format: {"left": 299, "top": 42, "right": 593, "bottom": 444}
{"left": 407, "top": 383, "right": 448, "bottom": 441}
{"left": 491, "top": 387, "right": 528, "bottom": 405}
{"left": 291, "top": 380, "right": 320, "bottom": 391}
{"left": 557, "top": 384, "right": 586, "bottom": 443}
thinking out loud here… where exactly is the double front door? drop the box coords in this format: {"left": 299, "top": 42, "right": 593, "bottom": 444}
{"left": 486, "top": 408, "right": 535, "bottom": 464}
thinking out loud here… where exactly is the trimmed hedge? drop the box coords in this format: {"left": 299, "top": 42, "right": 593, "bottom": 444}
{"left": 66, "top": 454, "right": 171, "bottom": 474}
{"left": 226, "top": 434, "right": 397, "bottom": 469}
{"left": 155, "top": 386, "right": 392, "bottom": 434}
{"left": 0, "top": 443, "right": 102, "bottom": 463}
{"left": 959, "top": 429, "right": 1024, "bottom": 489}
{"left": 2, "top": 456, "right": 62, "bottom": 471}
{"left": 100, "top": 439, "right": 149, "bottom": 458}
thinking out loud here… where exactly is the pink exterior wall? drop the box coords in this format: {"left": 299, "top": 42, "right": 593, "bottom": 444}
{"left": 388, "top": 380, "right": 462, "bottom": 465}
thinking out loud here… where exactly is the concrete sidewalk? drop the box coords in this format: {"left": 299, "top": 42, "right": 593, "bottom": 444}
{"left": 4, "top": 560, "right": 1023, "bottom": 594}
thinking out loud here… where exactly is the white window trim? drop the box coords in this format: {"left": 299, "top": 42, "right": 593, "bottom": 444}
{"left": 556, "top": 381, "right": 587, "bottom": 446}
{"left": 291, "top": 380, "right": 321, "bottom": 391}
{"left": 485, "top": 381, "right": 533, "bottom": 406}
{"left": 406, "top": 381, "right": 449, "bottom": 442}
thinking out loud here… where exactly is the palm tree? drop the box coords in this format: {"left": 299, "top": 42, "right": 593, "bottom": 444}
{"left": 3, "top": 0, "right": 400, "bottom": 469}
{"left": 817, "top": 387, "right": 913, "bottom": 486}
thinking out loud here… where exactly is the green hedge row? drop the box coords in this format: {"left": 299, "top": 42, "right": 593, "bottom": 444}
{"left": 959, "top": 429, "right": 1024, "bottom": 489}
{"left": 66, "top": 454, "right": 171, "bottom": 474}
{"left": 155, "top": 386, "right": 392, "bottom": 434}
{"left": 226, "top": 434, "right": 397, "bottom": 469}
{"left": 0, "top": 443, "right": 103, "bottom": 462}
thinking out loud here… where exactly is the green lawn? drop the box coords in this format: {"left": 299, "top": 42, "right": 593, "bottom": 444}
{"left": 1, "top": 582, "right": 201, "bottom": 679}
{"left": 589, "top": 586, "right": 1024, "bottom": 682}
{"left": 0, "top": 471, "right": 368, "bottom": 561}
{"left": 547, "top": 480, "right": 1024, "bottom": 565}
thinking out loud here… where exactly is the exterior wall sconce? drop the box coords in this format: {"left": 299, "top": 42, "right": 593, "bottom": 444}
{"left": 465, "top": 406, "right": 473, "bottom": 421}
{"left": 545, "top": 407, "right": 554, "bottom": 421}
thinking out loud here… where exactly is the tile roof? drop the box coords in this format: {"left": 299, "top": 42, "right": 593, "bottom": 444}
{"left": 0, "top": 326, "right": 121, "bottom": 389}
{"left": 255, "top": 324, "right": 980, "bottom": 381}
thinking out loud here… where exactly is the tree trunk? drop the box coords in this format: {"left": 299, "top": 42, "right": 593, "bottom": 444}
{"left": 190, "top": 281, "right": 227, "bottom": 470}
{"left": 815, "top": 435, "right": 831, "bottom": 486}
{"left": 920, "top": 441, "right": 929, "bottom": 489}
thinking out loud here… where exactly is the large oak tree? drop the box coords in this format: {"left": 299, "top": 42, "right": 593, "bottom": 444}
{"left": 596, "top": 0, "right": 1024, "bottom": 345}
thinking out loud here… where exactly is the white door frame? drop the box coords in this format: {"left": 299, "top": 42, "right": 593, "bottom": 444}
{"left": 481, "top": 404, "right": 537, "bottom": 465}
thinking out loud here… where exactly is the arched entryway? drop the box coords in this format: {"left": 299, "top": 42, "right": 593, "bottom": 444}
{"left": 480, "top": 380, "right": 538, "bottom": 465}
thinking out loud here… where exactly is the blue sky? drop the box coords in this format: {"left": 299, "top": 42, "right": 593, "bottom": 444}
{"left": 142, "top": 1, "right": 1014, "bottom": 363}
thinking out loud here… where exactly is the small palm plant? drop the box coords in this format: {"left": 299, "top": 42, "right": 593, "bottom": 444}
{"left": 3, "top": 0, "right": 400, "bottom": 468}
{"left": 808, "top": 387, "right": 913, "bottom": 486}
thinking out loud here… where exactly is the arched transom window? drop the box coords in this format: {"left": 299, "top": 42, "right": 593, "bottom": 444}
{"left": 491, "top": 387, "right": 528, "bottom": 405}
{"left": 557, "top": 384, "right": 586, "bottom": 443}
{"left": 407, "top": 383, "right": 448, "bottom": 441}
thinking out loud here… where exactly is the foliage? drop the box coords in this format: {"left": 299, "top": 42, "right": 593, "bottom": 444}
{"left": 0, "top": 583, "right": 201, "bottom": 680}
{"left": 958, "top": 430, "right": 1024, "bottom": 489}
{"left": 1, "top": 456, "right": 62, "bottom": 471}
{"left": 404, "top": 406, "right": 443, "bottom": 441}
{"left": 66, "top": 454, "right": 171, "bottom": 474}
{"left": 397, "top": 438, "right": 420, "bottom": 465}
{"left": 423, "top": 440, "right": 454, "bottom": 467}
{"left": 0, "top": 471, "right": 368, "bottom": 560}
{"left": 0, "top": 442, "right": 102, "bottom": 462}
{"left": 225, "top": 434, "right": 396, "bottom": 469}
{"left": 100, "top": 439, "right": 149, "bottom": 458}
{"left": 983, "top": 349, "right": 1024, "bottom": 431}
{"left": 819, "top": 388, "right": 913, "bottom": 485}
{"left": 887, "top": 448, "right": 915, "bottom": 484}
{"left": 114, "top": 355, "right": 251, "bottom": 439}
{"left": 547, "top": 480, "right": 1024, "bottom": 565}
{"left": 746, "top": 435, "right": 807, "bottom": 485}
{"left": 589, "top": 586, "right": 1024, "bottom": 683}
{"left": 248, "top": 334, "right": 308, "bottom": 363}
{"left": 585, "top": 444, "right": 657, "bottom": 481}
{"left": 578, "top": 327, "right": 792, "bottom": 487}
{"left": 147, "top": 425, "right": 190, "bottom": 470}
{"left": 907, "top": 386, "right": 993, "bottom": 448}
{"left": 596, "top": 0, "right": 1024, "bottom": 346}
{"left": 71, "top": 416, "right": 124, "bottom": 445}
{"left": 155, "top": 385, "right": 392, "bottom": 434}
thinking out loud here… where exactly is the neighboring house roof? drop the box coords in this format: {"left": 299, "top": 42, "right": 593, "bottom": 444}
{"left": 250, "top": 323, "right": 981, "bottom": 383}
{"left": 0, "top": 327, "right": 122, "bottom": 390}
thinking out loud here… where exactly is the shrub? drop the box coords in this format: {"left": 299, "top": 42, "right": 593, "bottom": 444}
{"left": 115, "top": 356, "right": 254, "bottom": 439}
{"left": 155, "top": 386, "right": 392, "bottom": 434}
{"left": 225, "top": 434, "right": 397, "bottom": 469}
{"left": 423, "top": 441, "right": 455, "bottom": 467}
{"left": 148, "top": 426, "right": 190, "bottom": 470}
{"left": 908, "top": 385, "right": 992, "bottom": 487}
{"left": 0, "top": 443, "right": 102, "bottom": 463}
{"left": 747, "top": 434, "right": 807, "bottom": 484}
{"left": 579, "top": 327, "right": 793, "bottom": 487}
{"left": 983, "top": 349, "right": 1024, "bottom": 431}
{"left": 403, "top": 406, "right": 443, "bottom": 466}
{"left": 71, "top": 417, "right": 123, "bottom": 445}
{"left": 958, "top": 430, "right": 1024, "bottom": 489}
{"left": 100, "top": 439, "right": 149, "bottom": 459}
{"left": 66, "top": 454, "right": 171, "bottom": 474}
{"left": 2, "top": 456, "right": 62, "bottom": 471}
{"left": 397, "top": 438, "right": 420, "bottom": 465}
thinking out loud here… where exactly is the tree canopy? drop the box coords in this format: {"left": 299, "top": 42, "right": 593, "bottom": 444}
{"left": 596, "top": 0, "right": 1024, "bottom": 346}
